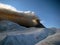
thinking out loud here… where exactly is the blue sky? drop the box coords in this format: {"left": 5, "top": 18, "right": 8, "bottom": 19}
{"left": 0, "top": 0, "right": 60, "bottom": 28}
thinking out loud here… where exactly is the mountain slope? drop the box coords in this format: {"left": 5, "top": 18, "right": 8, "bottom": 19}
{"left": 0, "top": 20, "right": 59, "bottom": 45}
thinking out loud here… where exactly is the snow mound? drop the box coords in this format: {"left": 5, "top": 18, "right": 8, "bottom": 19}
{"left": 0, "top": 20, "right": 26, "bottom": 32}
{"left": 0, "top": 20, "right": 59, "bottom": 45}
{"left": 36, "top": 33, "right": 60, "bottom": 45}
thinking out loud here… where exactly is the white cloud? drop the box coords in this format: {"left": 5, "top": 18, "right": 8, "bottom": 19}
{"left": 0, "top": 3, "right": 35, "bottom": 16}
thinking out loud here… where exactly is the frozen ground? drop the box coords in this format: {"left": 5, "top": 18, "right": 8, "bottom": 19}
{"left": 0, "top": 20, "right": 60, "bottom": 45}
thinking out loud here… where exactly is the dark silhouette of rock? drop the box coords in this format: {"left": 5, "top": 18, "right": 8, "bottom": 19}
{"left": 0, "top": 9, "right": 45, "bottom": 28}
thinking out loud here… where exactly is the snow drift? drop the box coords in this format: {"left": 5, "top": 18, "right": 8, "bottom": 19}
{"left": 36, "top": 33, "right": 60, "bottom": 45}
{"left": 0, "top": 20, "right": 58, "bottom": 45}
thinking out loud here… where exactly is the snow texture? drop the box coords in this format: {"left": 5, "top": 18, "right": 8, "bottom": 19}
{"left": 0, "top": 20, "right": 59, "bottom": 45}
{"left": 36, "top": 33, "right": 60, "bottom": 45}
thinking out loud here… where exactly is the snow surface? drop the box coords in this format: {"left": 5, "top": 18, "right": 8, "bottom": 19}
{"left": 36, "top": 33, "right": 60, "bottom": 45}
{"left": 0, "top": 20, "right": 60, "bottom": 45}
{"left": 0, "top": 3, "right": 36, "bottom": 16}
